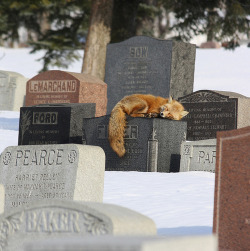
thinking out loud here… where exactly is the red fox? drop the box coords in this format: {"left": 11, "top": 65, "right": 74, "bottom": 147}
{"left": 108, "top": 94, "right": 189, "bottom": 157}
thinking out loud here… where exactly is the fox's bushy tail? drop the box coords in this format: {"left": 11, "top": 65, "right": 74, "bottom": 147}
{"left": 108, "top": 104, "right": 127, "bottom": 157}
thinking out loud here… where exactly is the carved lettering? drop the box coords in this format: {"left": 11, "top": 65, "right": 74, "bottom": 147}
{"left": 198, "top": 150, "right": 216, "bottom": 164}
{"left": 33, "top": 112, "right": 58, "bottom": 125}
{"left": 129, "top": 47, "right": 148, "bottom": 58}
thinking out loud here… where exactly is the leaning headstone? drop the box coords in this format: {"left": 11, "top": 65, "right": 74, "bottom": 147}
{"left": 0, "top": 200, "right": 157, "bottom": 251}
{"left": 178, "top": 90, "right": 250, "bottom": 141}
{"left": 180, "top": 139, "right": 216, "bottom": 172}
{"left": 82, "top": 115, "right": 187, "bottom": 172}
{"left": 18, "top": 103, "right": 95, "bottom": 145}
{"left": 0, "top": 144, "right": 105, "bottom": 211}
{"left": 213, "top": 126, "right": 250, "bottom": 251}
{"left": 23, "top": 235, "right": 217, "bottom": 251}
{"left": 105, "top": 36, "right": 196, "bottom": 113}
{"left": 25, "top": 70, "right": 107, "bottom": 116}
{"left": 0, "top": 70, "right": 28, "bottom": 111}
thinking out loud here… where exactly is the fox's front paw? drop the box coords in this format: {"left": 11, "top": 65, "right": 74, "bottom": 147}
{"left": 147, "top": 113, "right": 159, "bottom": 118}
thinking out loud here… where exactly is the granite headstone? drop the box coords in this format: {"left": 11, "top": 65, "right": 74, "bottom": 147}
{"left": 0, "top": 144, "right": 105, "bottom": 210}
{"left": 180, "top": 139, "right": 216, "bottom": 172}
{"left": 178, "top": 90, "right": 250, "bottom": 140}
{"left": 0, "top": 200, "right": 156, "bottom": 251}
{"left": 0, "top": 70, "right": 27, "bottom": 111}
{"left": 82, "top": 115, "right": 187, "bottom": 172}
{"left": 23, "top": 235, "right": 217, "bottom": 251}
{"left": 0, "top": 184, "right": 4, "bottom": 214}
{"left": 105, "top": 36, "right": 196, "bottom": 113}
{"left": 213, "top": 126, "right": 250, "bottom": 251}
{"left": 25, "top": 70, "right": 107, "bottom": 117}
{"left": 18, "top": 103, "right": 95, "bottom": 145}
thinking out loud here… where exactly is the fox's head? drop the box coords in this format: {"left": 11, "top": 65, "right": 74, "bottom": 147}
{"left": 160, "top": 96, "right": 189, "bottom": 120}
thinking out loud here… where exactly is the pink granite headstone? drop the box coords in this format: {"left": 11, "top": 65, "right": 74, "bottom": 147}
{"left": 213, "top": 126, "right": 250, "bottom": 251}
{"left": 25, "top": 70, "right": 107, "bottom": 117}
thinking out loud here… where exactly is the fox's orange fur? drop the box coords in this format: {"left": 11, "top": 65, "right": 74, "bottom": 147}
{"left": 108, "top": 94, "right": 189, "bottom": 157}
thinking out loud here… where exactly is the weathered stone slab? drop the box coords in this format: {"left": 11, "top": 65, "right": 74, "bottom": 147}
{"left": 23, "top": 235, "right": 217, "bottom": 251}
{"left": 213, "top": 126, "right": 250, "bottom": 251}
{"left": 105, "top": 36, "right": 196, "bottom": 113}
{"left": 82, "top": 115, "right": 187, "bottom": 172}
{"left": 18, "top": 103, "right": 95, "bottom": 145}
{"left": 178, "top": 90, "right": 250, "bottom": 140}
{"left": 0, "top": 184, "right": 4, "bottom": 214}
{"left": 0, "top": 144, "right": 105, "bottom": 211}
{"left": 0, "top": 70, "right": 28, "bottom": 111}
{"left": 25, "top": 70, "right": 107, "bottom": 116}
{"left": 0, "top": 200, "right": 157, "bottom": 251}
{"left": 180, "top": 139, "right": 216, "bottom": 172}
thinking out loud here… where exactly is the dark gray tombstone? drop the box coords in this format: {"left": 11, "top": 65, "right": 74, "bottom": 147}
{"left": 178, "top": 90, "right": 250, "bottom": 141}
{"left": 82, "top": 115, "right": 187, "bottom": 172}
{"left": 105, "top": 36, "right": 196, "bottom": 113}
{"left": 18, "top": 103, "right": 95, "bottom": 145}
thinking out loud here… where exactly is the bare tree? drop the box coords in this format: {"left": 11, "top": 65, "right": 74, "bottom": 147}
{"left": 81, "top": 0, "right": 114, "bottom": 80}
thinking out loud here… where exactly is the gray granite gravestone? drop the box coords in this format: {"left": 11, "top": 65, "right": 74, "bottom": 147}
{"left": 18, "top": 103, "right": 95, "bottom": 145}
{"left": 23, "top": 235, "right": 217, "bottom": 251}
{"left": 105, "top": 36, "right": 196, "bottom": 113}
{"left": 0, "top": 184, "right": 4, "bottom": 214}
{"left": 0, "top": 70, "right": 27, "bottom": 111}
{"left": 180, "top": 139, "right": 216, "bottom": 172}
{"left": 178, "top": 90, "right": 250, "bottom": 141}
{"left": 0, "top": 144, "right": 105, "bottom": 211}
{"left": 82, "top": 115, "right": 187, "bottom": 172}
{"left": 0, "top": 200, "right": 156, "bottom": 251}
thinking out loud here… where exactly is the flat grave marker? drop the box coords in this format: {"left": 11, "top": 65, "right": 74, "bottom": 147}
{"left": 0, "top": 70, "right": 27, "bottom": 111}
{"left": 25, "top": 70, "right": 107, "bottom": 117}
{"left": 105, "top": 36, "right": 196, "bottom": 113}
{"left": 180, "top": 139, "right": 216, "bottom": 172}
{"left": 0, "top": 200, "right": 156, "bottom": 251}
{"left": 213, "top": 126, "right": 250, "bottom": 251}
{"left": 82, "top": 115, "right": 187, "bottom": 172}
{"left": 178, "top": 90, "right": 250, "bottom": 140}
{"left": 0, "top": 144, "right": 105, "bottom": 211}
{"left": 18, "top": 103, "right": 95, "bottom": 145}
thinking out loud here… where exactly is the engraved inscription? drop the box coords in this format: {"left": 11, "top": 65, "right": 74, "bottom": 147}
{"left": 29, "top": 80, "right": 77, "bottom": 93}
{"left": 26, "top": 210, "right": 80, "bottom": 233}
{"left": 129, "top": 46, "right": 148, "bottom": 58}
{"left": 98, "top": 125, "right": 138, "bottom": 140}
{"left": 198, "top": 150, "right": 216, "bottom": 164}
{"left": 33, "top": 112, "right": 58, "bottom": 125}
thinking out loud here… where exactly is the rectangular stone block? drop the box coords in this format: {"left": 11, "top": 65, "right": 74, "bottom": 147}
{"left": 25, "top": 70, "right": 107, "bottom": 116}
{"left": 23, "top": 235, "right": 217, "bottom": 251}
{"left": 178, "top": 90, "right": 250, "bottom": 140}
{"left": 0, "top": 144, "right": 105, "bottom": 211}
{"left": 0, "top": 200, "right": 156, "bottom": 251}
{"left": 18, "top": 103, "right": 95, "bottom": 145}
{"left": 105, "top": 36, "right": 196, "bottom": 113}
{"left": 180, "top": 139, "right": 216, "bottom": 172}
{"left": 82, "top": 115, "right": 187, "bottom": 172}
{"left": 213, "top": 126, "right": 250, "bottom": 251}
{"left": 0, "top": 70, "right": 28, "bottom": 111}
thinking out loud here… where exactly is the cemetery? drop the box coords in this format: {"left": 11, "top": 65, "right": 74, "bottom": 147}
{"left": 0, "top": 35, "right": 249, "bottom": 251}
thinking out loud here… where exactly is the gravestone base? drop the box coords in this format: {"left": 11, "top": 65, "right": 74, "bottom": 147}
{"left": 82, "top": 115, "right": 187, "bottom": 172}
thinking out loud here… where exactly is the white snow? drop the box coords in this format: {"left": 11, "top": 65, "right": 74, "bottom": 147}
{"left": 0, "top": 45, "right": 249, "bottom": 236}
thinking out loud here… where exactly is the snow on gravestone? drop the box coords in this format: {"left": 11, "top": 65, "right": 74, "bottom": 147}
{"left": 82, "top": 115, "right": 187, "bottom": 173}
{"left": 18, "top": 103, "right": 95, "bottom": 145}
{"left": 0, "top": 200, "right": 157, "bottom": 251}
{"left": 0, "top": 70, "right": 27, "bottom": 111}
{"left": 25, "top": 70, "right": 107, "bottom": 117}
{"left": 105, "top": 36, "right": 196, "bottom": 114}
{"left": 178, "top": 90, "right": 250, "bottom": 141}
{"left": 0, "top": 144, "right": 105, "bottom": 211}
{"left": 213, "top": 126, "right": 250, "bottom": 251}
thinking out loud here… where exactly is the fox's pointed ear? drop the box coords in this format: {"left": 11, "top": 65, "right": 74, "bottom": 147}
{"left": 180, "top": 111, "right": 189, "bottom": 118}
{"left": 168, "top": 96, "right": 173, "bottom": 104}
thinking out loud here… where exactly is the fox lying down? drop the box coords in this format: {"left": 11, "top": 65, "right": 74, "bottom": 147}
{"left": 108, "top": 94, "right": 189, "bottom": 157}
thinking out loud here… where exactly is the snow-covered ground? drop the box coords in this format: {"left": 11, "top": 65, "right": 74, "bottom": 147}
{"left": 0, "top": 45, "right": 249, "bottom": 236}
